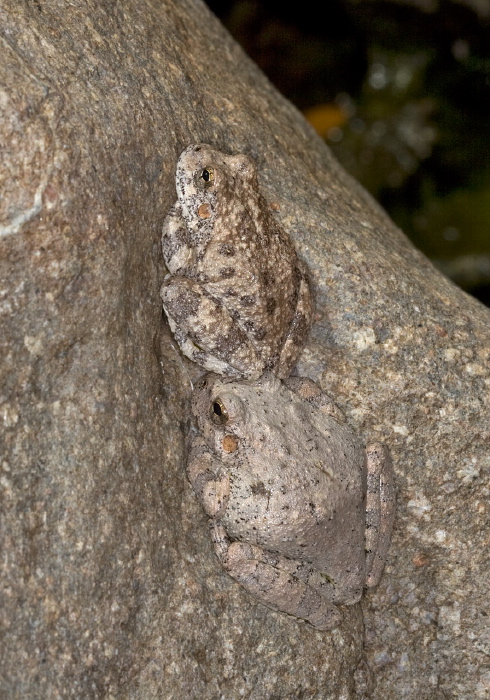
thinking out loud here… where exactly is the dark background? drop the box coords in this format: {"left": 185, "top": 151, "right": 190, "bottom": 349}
{"left": 205, "top": 0, "right": 490, "bottom": 305}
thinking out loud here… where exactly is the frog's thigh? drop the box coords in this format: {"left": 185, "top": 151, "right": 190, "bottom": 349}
{"left": 211, "top": 524, "right": 341, "bottom": 630}
{"left": 365, "top": 443, "right": 396, "bottom": 587}
{"left": 161, "top": 277, "right": 262, "bottom": 378}
{"left": 276, "top": 274, "right": 314, "bottom": 378}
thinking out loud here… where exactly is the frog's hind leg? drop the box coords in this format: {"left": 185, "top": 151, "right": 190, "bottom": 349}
{"left": 364, "top": 443, "right": 396, "bottom": 587}
{"left": 276, "top": 264, "right": 313, "bottom": 378}
{"left": 161, "top": 277, "right": 263, "bottom": 378}
{"left": 211, "top": 523, "right": 342, "bottom": 630}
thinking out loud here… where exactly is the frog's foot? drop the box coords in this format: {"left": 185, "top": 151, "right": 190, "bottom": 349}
{"left": 364, "top": 443, "right": 396, "bottom": 587}
{"left": 161, "top": 277, "right": 263, "bottom": 378}
{"left": 284, "top": 375, "right": 346, "bottom": 423}
{"left": 211, "top": 524, "right": 342, "bottom": 630}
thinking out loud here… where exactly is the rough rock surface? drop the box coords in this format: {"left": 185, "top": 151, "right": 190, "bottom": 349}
{"left": 0, "top": 1, "right": 488, "bottom": 698}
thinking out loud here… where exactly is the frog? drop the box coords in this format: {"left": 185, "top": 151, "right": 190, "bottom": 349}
{"left": 187, "top": 372, "right": 396, "bottom": 631}
{"left": 160, "top": 143, "right": 313, "bottom": 380}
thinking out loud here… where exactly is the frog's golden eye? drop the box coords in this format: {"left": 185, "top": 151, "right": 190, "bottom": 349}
{"left": 197, "top": 166, "right": 215, "bottom": 189}
{"left": 211, "top": 397, "right": 229, "bottom": 424}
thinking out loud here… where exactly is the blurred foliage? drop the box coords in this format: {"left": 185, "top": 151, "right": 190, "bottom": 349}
{"left": 205, "top": 0, "right": 490, "bottom": 303}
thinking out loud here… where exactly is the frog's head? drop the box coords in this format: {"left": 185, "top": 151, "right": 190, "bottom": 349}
{"left": 175, "top": 143, "right": 258, "bottom": 241}
{"left": 191, "top": 372, "right": 284, "bottom": 459}
{"left": 192, "top": 373, "right": 249, "bottom": 455}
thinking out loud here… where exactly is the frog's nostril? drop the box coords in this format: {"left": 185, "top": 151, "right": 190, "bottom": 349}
{"left": 222, "top": 435, "right": 239, "bottom": 453}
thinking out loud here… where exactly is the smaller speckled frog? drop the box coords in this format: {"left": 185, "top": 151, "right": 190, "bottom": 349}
{"left": 188, "top": 373, "right": 396, "bottom": 630}
{"left": 161, "top": 144, "right": 313, "bottom": 380}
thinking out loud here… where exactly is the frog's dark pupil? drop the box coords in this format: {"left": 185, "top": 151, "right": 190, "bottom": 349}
{"left": 213, "top": 401, "right": 222, "bottom": 416}
{"left": 202, "top": 169, "right": 210, "bottom": 182}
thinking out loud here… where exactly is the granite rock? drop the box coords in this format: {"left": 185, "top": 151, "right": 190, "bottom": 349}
{"left": 0, "top": 1, "right": 489, "bottom": 698}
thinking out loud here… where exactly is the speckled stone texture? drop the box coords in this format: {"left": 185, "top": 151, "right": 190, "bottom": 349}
{"left": 0, "top": 1, "right": 488, "bottom": 698}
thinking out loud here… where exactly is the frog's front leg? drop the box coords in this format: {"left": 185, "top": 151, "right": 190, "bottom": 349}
{"left": 161, "top": 277, "right": 263, "bottom": 379}
{"left": 187, "top": 437, "right": 231, "bottom": 518}
{"left": 161, "top": 202, "right": 193, "bottom": 274}
{"left": 364, "top": 443, "right": 396, "bottom": 587}
{"left": 211, "top": 523, "right": 342, "bottom": 630}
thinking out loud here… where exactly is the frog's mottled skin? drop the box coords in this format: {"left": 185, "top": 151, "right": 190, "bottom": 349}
{"left": 161, "top": 144, "right": 313, "bottom": 380}
{"left": 188, "top": 373, "right": 396, "bottom": 630}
